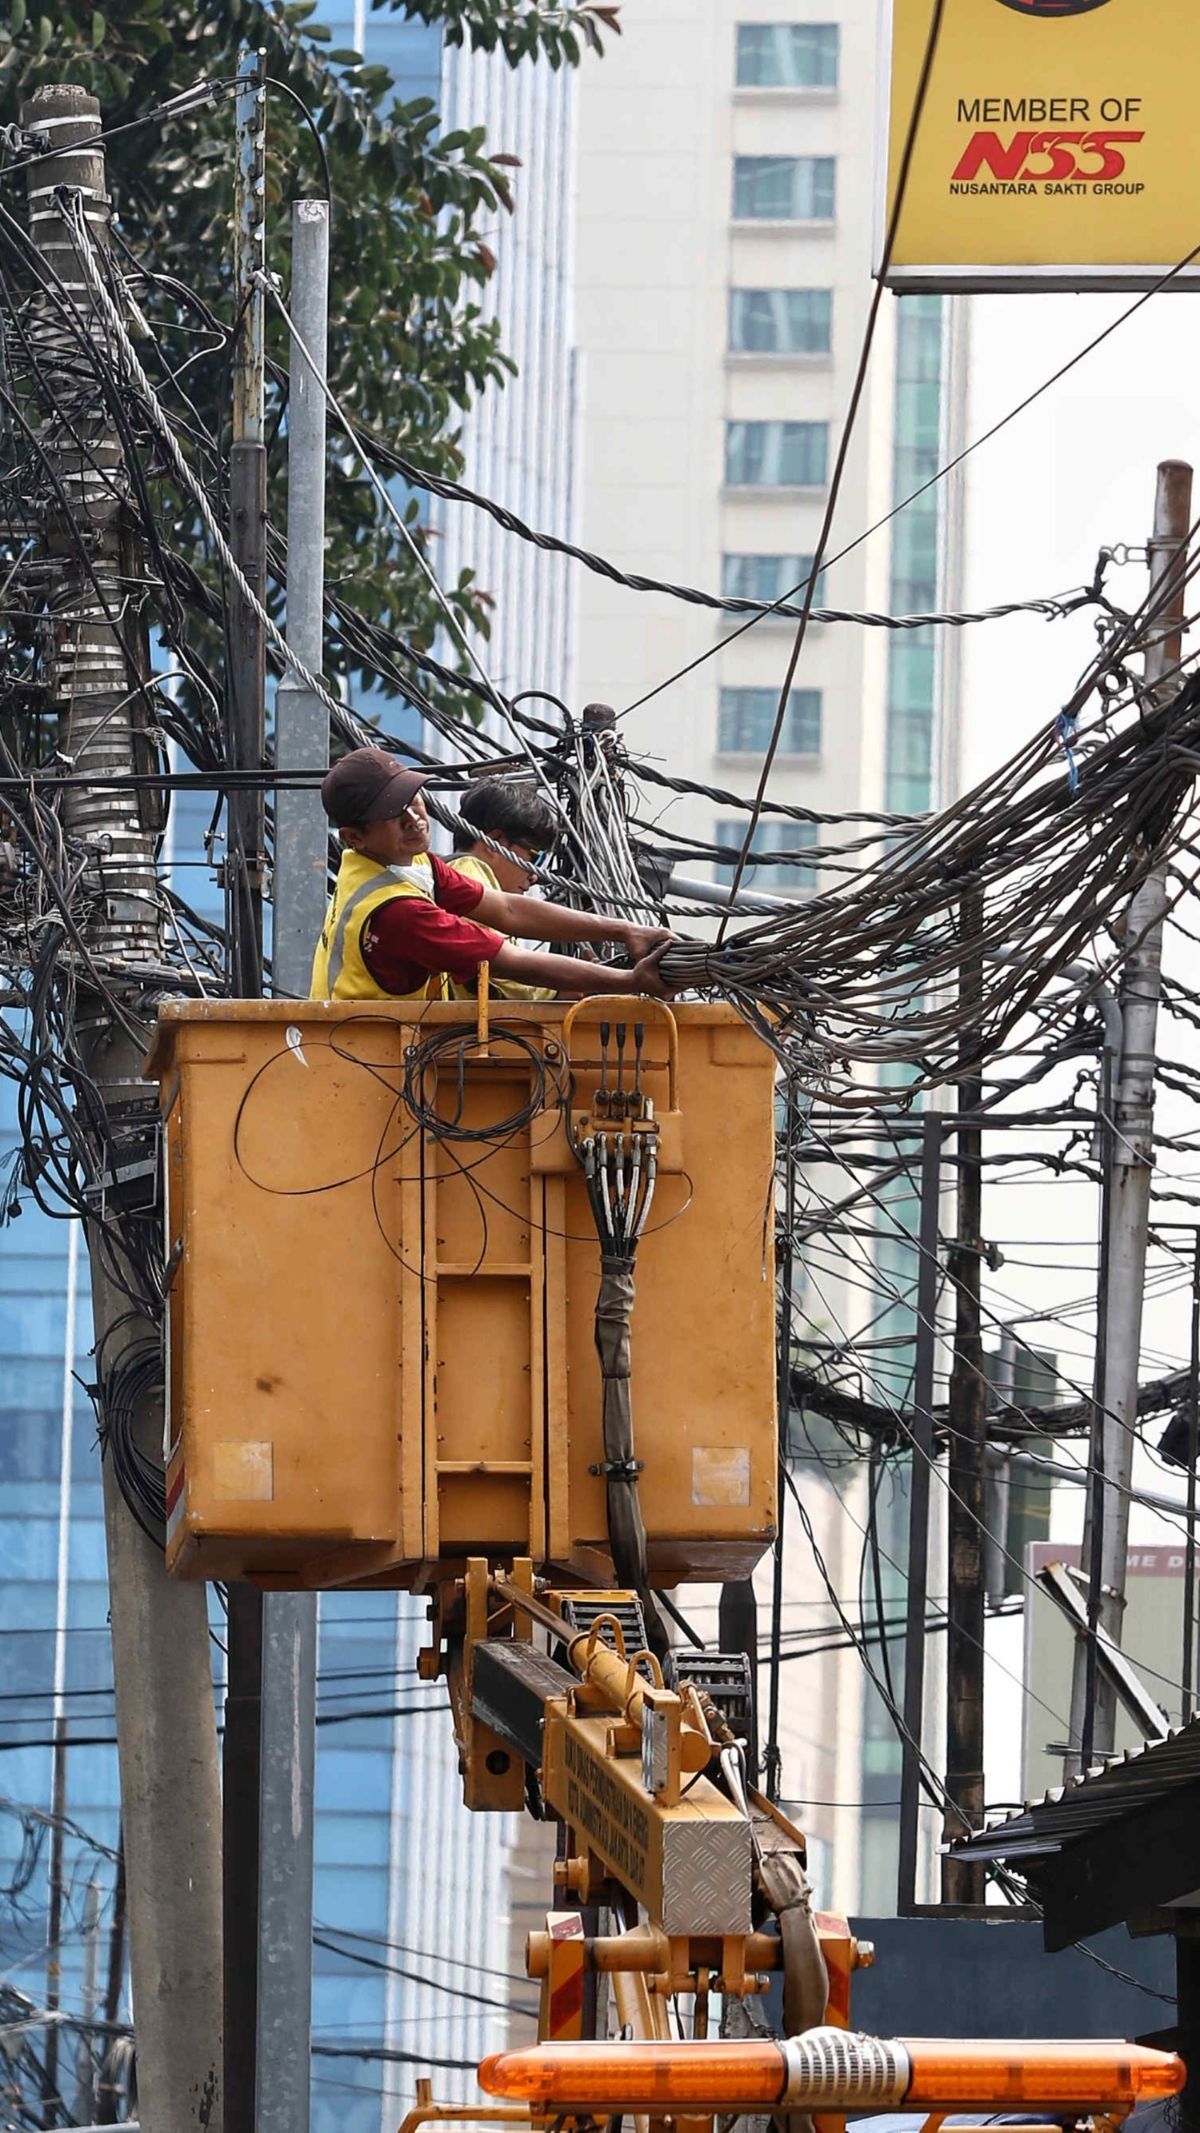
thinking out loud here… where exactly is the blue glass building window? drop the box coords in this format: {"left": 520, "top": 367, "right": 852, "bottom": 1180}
{"left": 722, "top": 553, "right": 825, "bottom": 605}
{"left": 715, "top": 817, "right": 817, "bottom": 891}
{"left": 736, "top": 24, "right": 839, "bottom": 86}
{"left": 729, "top": 288, "right": 832, "bottom": 355}
{"left": 718, "top": 687, "right": 821, "bottom": 756}
{"left": 732, "top": 155, "right": 835, "bottom": 221}
{"left": 725, "top": 421, "right": 828, "bottom": 488}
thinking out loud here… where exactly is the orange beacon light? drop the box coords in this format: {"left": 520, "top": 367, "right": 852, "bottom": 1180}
{"left": 478, "top": 2031, "right": 1186, "bottom": 2116}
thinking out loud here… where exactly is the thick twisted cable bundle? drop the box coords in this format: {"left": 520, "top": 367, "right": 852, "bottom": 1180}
{"left": 660, "top": 671, "right": 1200, "bottom": 1100}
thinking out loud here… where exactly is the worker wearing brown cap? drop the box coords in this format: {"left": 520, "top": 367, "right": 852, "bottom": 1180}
{"left": 311, "top": 746, "right": 676, "bottom": 1002}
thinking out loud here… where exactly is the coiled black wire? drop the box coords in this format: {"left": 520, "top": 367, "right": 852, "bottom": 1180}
{"left": 400, "top": 1023, "right": 569, "bottom": 1143}
{"left": 88, "top": 1318, "right": 167, "bottom": 1546}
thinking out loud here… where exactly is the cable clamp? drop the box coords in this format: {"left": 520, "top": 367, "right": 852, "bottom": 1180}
{"left": 1101, "top": 542, "right": 1148, "bottom": 569}
{"left": 0, "top": 123, "right": 51, "bottom": 156}
{"left": 588, "top": 1458, "right": 645, "bottom": 1481}
{"left": 163, "top": 78, "right": 227, "bottom": 117}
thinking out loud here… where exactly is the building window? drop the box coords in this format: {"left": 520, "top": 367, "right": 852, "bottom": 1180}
{"left": 719, "top": 687, "right": 821, "bottom": 756}
{"left": 733, "top": 155, "right": 835, "bottom": 221}
{"left": 729, "top": 288, "right": 832, "bottom": 355}
{"left": 715, "top": 817, "right": 817, "bottom": 891}
{"left": 722, "top": 553, "right": 824, "bottom": 605}
{"left": 725, "top": 420, "right": 828, "bottom": 488}
{"left": 736, "top": 24, "right": 839, "bottom": 88}
{"left": 885, "top": 295, "right": 945, "bottom": 814}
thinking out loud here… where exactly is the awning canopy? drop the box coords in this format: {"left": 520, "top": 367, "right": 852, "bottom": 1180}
{"left": 950, "top": 1720, "right": 1200, "bottom": 1950}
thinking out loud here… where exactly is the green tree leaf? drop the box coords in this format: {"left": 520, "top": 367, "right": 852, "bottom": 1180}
{"left": 0, "top": 0, "right": 608, "bottom": 728}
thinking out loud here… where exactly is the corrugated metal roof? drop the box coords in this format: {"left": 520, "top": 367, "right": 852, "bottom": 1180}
{"left": 952, "top": 1716, "right": 1200, "bottom": 1862}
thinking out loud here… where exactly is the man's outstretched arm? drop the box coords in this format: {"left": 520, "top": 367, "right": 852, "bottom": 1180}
{"left": 471, "top": 885, "right": 674, "bottom": 963}
{"left": 491, "top": 941, "right": 674, "bottom": 997}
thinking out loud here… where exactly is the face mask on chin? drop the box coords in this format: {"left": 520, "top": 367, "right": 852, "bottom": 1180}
{"left": 387, "top": 856, "right": 433, "bottom": 893}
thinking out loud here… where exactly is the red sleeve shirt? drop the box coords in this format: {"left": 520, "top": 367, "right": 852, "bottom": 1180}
{"left": 359, "top": 853, "right": 505, "bottom": 994}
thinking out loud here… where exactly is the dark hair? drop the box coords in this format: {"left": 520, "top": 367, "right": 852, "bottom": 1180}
{"left": 453, "top": 778, "right": 558, "bottom": 855}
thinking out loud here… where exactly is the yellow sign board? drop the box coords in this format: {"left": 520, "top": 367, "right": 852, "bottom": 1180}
{"left": 884, "top": 0, "right": 1200, "bottom": 291}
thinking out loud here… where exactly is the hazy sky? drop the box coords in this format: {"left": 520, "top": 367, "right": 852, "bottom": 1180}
{"left": 962, "top": 288, "right": 1200, "bottom": 779}
{"left": 956, "top": 289, "right": 1200, "bottom": 1806}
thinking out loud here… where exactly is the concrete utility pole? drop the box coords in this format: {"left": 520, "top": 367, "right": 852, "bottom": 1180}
{"left": 1068, "top": 458, "right": 1194, "bottom": 1770}
{"left": 19, "top": 83, "right": 222, "bottom": 2133}
{"left": 256, "top": 195, "right": 330, "bottom": 2133}
{"left": 224, "top": 47, "right": 268, "bottom": 2133}
{"left": 942, "top": 885, "right": 986, "bottom": 1904}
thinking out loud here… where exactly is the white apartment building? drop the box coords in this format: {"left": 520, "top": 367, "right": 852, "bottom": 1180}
{"left": 436, "top": 45, "right": 576, "bottom": 707}
{"left": 570, "top": 0, "right": 969, "bottom": 1913}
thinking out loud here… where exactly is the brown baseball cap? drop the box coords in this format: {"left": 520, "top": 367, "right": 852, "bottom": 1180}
{"left": 321, "top": 747, "right": 426, "bottom": 828}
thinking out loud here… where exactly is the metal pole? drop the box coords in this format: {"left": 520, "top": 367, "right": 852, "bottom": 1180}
{"left": 1184, "top": 1229, "right": 1200, "bottom": 1722}
{"left": 898, "top": 1113, "right": 940, "bottom": 1914}
{"left": 1068, "top": 458, "right": 1193, "bottom": 1764}
{"left": 666, "top": 871, "right": 794, "bottom": 918}
{"left": 983, "top": 1334, "right": 1014, "bottom": 1606}
{"left": 942, "top": 887, "right": 986, "bottom": 1904}
{"left": 227, "top": 43, "right": 268, "bottom": 996}
{"left": 1079, "top": 1040, "right": 1114, "bottom": 1775}
{"left": 43, "top": 1716, "right": 67, "bottom": 2128}
{"left": 256, "top": 195, "right": 329, "bottom": 2133}
{"left": 96, "top": 1837, "right": 127, "bottom": 2127}
{"left": 78, "top": 1878, "right": 102, "bottom": 2123}
{"left": 225, "top": 49, "right": 267, "bottom": 2133}
{"left": 719, "top": 1580, "right": 760, "bottom": 1782}
{"left": 19, "top": 85, "right": 223, "bottom": 2133}
{"left": 273, "top": 197, "right": 331, "bottom": 986}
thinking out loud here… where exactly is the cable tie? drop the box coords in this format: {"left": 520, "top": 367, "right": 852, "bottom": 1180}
{"left": 1054, "top": 709, "right": 1080, "bottom": 797}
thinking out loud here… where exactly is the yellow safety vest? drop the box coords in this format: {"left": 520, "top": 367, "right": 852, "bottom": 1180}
{"left": 310, "top": 848, "right": 451, "bottom": 1002}
{"left": 450, "top": 855, "right": 554, "bottom": 1002}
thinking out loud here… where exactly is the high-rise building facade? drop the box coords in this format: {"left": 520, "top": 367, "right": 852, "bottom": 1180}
{"left": 569, "top": 0, "right": 969, "bottom": 1913}
{"left": 0, "top": 26, "right": 574, "bottom": 2133}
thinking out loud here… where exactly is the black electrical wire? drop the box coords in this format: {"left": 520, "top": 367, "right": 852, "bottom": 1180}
{"left": 264, "top": 78, "right": 333, "bottom": 206}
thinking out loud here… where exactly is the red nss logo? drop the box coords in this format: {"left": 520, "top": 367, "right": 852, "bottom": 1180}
{"left": 953, "top": 127, "right": 1141, "bottom": 180}
{"left": 995, "top": 1, "right": 1112, "bottom": 14}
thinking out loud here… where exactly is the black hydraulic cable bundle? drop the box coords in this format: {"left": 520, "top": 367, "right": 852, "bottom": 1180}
{"left": 576, "top": 1020, "right": 672, "bottom": 1668}
{"left": 590, "top": 1253, "right": 662, "bottom": 1640}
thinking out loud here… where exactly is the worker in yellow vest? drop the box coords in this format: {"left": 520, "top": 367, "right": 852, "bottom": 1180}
{"left": 451, "top": 777, "right": 561, "bottom": 1002}
{"left": 311, "top": 746, "right": 675, "bottom": 1003}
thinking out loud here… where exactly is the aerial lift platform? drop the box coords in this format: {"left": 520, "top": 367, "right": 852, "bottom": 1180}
{"left": 148, "top": 992, "right": 1185, "bottom": 2133}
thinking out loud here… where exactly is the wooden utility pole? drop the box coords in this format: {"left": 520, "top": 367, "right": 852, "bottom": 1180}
{"left": 942, "top": 887, "right": 986, "bottom": 1903}
{"left": 1069, "top": 459, "right": 1194, "bottom": 1767}
{"left": 18, "top": 82, "right": 223, "bottom": 2133}
{"left": 898, "top": 1113, "right": 941, "bottom": 1914}
{"left": 761, "top": 1075, "right": 801, "bottom": 1801}
{"left": 223, "top": 47, "right": 268, "bottom": 2133}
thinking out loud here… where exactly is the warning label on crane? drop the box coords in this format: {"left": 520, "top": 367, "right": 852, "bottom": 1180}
{"left": 563, "top": 1731, "right": 651, "bottom": 1895}
{"left": 543, "top": 1713, "right": 753, "bottom": 1935}
{"left": 884, "top": 0, "right": 1200, "bottom": 289}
